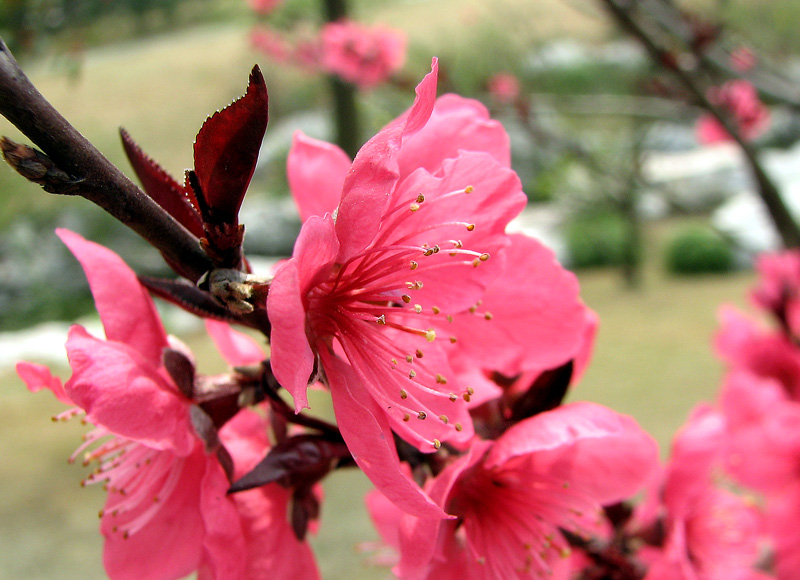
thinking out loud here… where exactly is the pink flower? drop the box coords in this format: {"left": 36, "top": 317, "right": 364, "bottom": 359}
{"left": 213, "top": 407, "right": 321, "bottom": 580}
{"left": 319, "top": 20, "right": 406, "bottom": 89}
{"left": 696, "top": 80, "right": 770, "bottom": 144}
{"left": 270, "top": 60, "right": 588, "bottom": 517}
{"left": 487, "top": 73, "right": 520, "bottom": 105}
{"left": 249, "top": 26, "right": 292, "bottom": 63}
{"left": 640, "top": 405, "right": 765, "bottom": 580}
{"left": 715, "top": 306, "right": 800, "bottom": 401}
{"left": 369, "top": 403, "right": 658, "bottom": 580}
{"left": 16, "top": 229, "right": 248, "bottom": 580}
{"left": 248, "top": 0, "right": 282, "bottom": 15}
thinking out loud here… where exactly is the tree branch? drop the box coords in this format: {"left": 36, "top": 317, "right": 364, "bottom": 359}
{"left": 0, "top": 37, "right": 213, "bottom": 282}
{"left": 599, "top": 0, "right": 800, "bottom": 249}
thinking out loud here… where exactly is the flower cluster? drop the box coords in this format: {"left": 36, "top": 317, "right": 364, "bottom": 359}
{"left": 249, "top": 18, "right": 406, "bottom": 89}
{"left": 17, "top": 60, "right": 684, "bottom": 580}
{"left": 696, "top": 79, "right": 770, "bottom": 144}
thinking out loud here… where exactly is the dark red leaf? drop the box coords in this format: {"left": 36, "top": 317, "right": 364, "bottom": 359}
{"left": 229, "top": 434, "right": 349, "bottom": 493}
{"left": 193, "top": 65, "right": 268, "bottom": 224}
{"left": 138, "top": 275, "right": 239, "bottom": 322}
{"left": 120, "top": 128, "right": 203, "bottom": 237}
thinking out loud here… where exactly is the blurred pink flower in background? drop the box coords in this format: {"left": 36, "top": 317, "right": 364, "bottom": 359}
{"left": 247, "top": 0, "right": 282, "bottom": 16}
{"left": 635, "top": 405, "right": 766, "bottom": 580}
{"left": 249, "top": 26, "right": 292, "bottom": 63}
{"left": 319, "top": 20, "right": 406, "bottom": 88}
{"left": 730, "top": 46, "right": 757, "bottom": 72}
{"left": 696, "top": 80, "right": 770, "bottom": 144}
{"left": 487, "top": 72, "right": 520, "bottom": 105}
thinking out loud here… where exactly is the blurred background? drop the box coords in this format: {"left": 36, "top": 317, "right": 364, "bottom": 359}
{"left": 2, "top": 0, "right": 799, "bottom": 577}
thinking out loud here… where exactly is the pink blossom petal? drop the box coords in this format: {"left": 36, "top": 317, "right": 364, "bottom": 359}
{"left": 268, "top": 216, "right": 340, "bottom": 411}
{"left": 268, "top": 260, "right": 314, "bottom": 412}
{"left": 56, "top": 229, "right": 168, "bottom": 362}
{"left": 324, "top": 351, "right": 449, "bottom": 519}
{"left": 287, "top": 132, "right": 351, "bottom": 222}
{"left": 65, "top": 325, "right": 194, "bottom": 454}
{"left": 334, "top": 59, "right": 439, "bottom": 262}
{"left": 198, "top": 460, "right": 248, "bottom": 580}
{"left": 204, "top": 319, "right": 265, "bottom": 368}
{"left": 219, "top": 409, "right": 320, "bottom": 579}
{"left": 487, "top": 401, "right": 659, "bottom": 505}
{"left": 101, "top": 445, "right": 207, "bottom": 580}
{"left": 445, "top": 234, "right": 587, "bottom": 376}
{"left": 397, "top": 93, "right": 511, "bottom": 176}
{"left": 16, "top": 361, "right": 72, "bottom": 405}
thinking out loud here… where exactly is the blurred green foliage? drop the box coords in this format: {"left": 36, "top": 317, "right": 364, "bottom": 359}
{"left": 564, "top": 211, "right": 632, "bottom": 269}
{"left": 663, "top": 225, "right": 734, "bottom": 276}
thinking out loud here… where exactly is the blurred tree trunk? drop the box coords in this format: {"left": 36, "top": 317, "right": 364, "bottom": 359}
{"left": 323, "top": 0, "right": 360, "bottom": 158}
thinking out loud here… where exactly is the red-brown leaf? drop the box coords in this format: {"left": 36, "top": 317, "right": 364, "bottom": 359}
{"left": 120, "top": 128, "right": 203, "bottom": 237}
{"left": 193, "top": 65, "right": 269, "bottom": 223}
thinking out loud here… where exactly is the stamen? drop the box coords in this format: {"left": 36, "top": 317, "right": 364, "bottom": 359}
{"left": 464, "top": 185, "right": 474, "bottom": 193}
{"left": 433, "top": 439, "right": 441, "bottom": 449}
{"left": 417, "top": 411, "right": 427, "bottom": 420}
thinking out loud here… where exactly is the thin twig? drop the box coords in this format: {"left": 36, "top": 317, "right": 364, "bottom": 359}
{"left": 599, "top": 0, "right": 800, "bottom": 248}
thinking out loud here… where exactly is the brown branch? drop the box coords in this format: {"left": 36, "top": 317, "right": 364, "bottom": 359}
{"left": 599, "top": 0, "right": 800, "bottom": 249}
{"left": 0, "top": 37, "right": 213, "bottom": 282}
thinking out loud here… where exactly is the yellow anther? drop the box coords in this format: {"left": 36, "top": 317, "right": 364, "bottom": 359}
{"left": 465, "top": 185, "right": 474, "bottom": 193}
{"left": 433, "top": 439, "right": 441, "bottom": 449}
{"left": 484, "top": 312, "right": 493, "bottom": 320}
{"left": 432, "top": 306, "right": 441, "bottom": 314}
{"left": 403, "top": 413, "right": 411, "bottom": 422}
{"left": 415, "top": 349, "right": 424, "bottom": 358}
{"left": 410, "top": 261, "right": 419, "bottom": 270}
{"left": 376, "top": 314, "right": 387, "bottom": 325}
{"left": 439, "top": 414, "right": 449, "bottom": 424}
{"left": 449, "top": 336, "right": 457, "bottom": 344}
{"left": 425, "top": 329, "right": 436, "bottom": 342}
{"left": 410, "top": 203, "right": 420, "bottom": 212}
{"left": 435, "top": 374, "right": 447, "bottom": 384}
{"left": 446, "top": 315, "right": 454, "bottom": 323}
{"left": 466, "top": 224, "right": 475, "bottom": 231}
{"left": 400, "top": 389, "right": 408, "bottom": 399}
{"left": 449, "top": 393, "right": 458, "bottom": 402}
{"left": 416, "top": 194, "right": 425, "bottom": 203}
{"left": 455, "top": 423, "right": 463, "bottom": 432}
{"left": 405, "top": 355, "right": 413, "bottom": 363}
{"left": 479, "top": 253, "right": 490, "bottom": 261}
{"left": 402, "top": 294, "right": 412, "bottom": 303}
{"left": 408, "top": 370, "right": 417, "bottom": 379}
{"left": 472, "top": 258, "right": 480, "bottom": 267}
{"left": 466, "top": 387, "right": 475, "bottom": 395}
{"left": 417, "top": 411, "right": 427, "bottom": 420}
{"left": 414, "top": 304, "right": 423, "bottom": 313}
